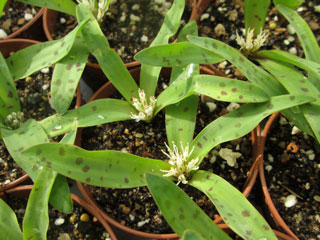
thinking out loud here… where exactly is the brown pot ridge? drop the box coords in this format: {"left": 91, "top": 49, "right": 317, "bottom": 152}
{"left": 0, "top": 185, "right": 118, "bottom": 240}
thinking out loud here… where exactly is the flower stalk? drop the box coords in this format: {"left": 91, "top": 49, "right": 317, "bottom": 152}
{"left": 77, "top": 0, "right": 111, "bottom": 24}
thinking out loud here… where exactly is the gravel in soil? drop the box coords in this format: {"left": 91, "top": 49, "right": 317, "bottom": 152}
{"left": 0, "top": 67, "right": 55, "bottom": 187}
{"left": 81, "top": 75, "right": 256, "bottom": 234}
{"left": 264, "top": 116, "right": 320, "bottom": 239}
{"left": 3, "top": 193, "right": 111, "bottom": 240}
{"left": 51, "top": 0, "right": 192, "bottom": 63}
{"left": 0, "top": 1, "right": 40, "bottom": 39}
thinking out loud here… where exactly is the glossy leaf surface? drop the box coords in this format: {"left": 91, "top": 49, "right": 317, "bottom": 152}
{"left": 140, "top": 0, "right": 185, "bottom": 97}
{"left": 51, "top": 38, "right": 89, "bottom": 114}
{"left": 0, "top": 199, "right": 22, "bottom": 240}
{"left": 146, "top": 174, "right": 231, "bottom": 240}
{"left": 190, "top": 95, "right": 314, "bottom": 161}
{"left": 76, "top": 4, "right": 138, "bottom": 101}
{"left": 40, "top": 99, "right": 134, "bottom": 137}
{"left": 182, "top": 230, "right": 206, "bottom": 240}
{"left": 244, "top": 0, "right": 270, "bottom": 35}
{"left": 189, "top": 171, "right": 277, "bottom": 240}
{"left": 6, "top": 20, "right": 88, "bottom": 80}
{"left": 22, "top": 143, "right": 171, "bottom": 188}
{"left": 274, "top": 0, "right": 304, "bottom": 9}
{"left": 135, "top": 42, "right": 224, "bottom": 67}
{"left": 0, "top": 53, "right": 20, "bottom": 121}
{"left": 17, "top": 0, "right": 76, "bottom": 15}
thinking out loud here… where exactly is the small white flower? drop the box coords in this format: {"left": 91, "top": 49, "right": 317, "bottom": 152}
{"left": 236, "top": 28, "right": 269, "bottom": 55}
{"left": 161, "top": 142, "right": 199, "bottom": 185}
{"left": 130, "top": 89, "right": 157, "bottom": 122}
{"left": 77, "top": 0, "right": 111, "bottom": 24}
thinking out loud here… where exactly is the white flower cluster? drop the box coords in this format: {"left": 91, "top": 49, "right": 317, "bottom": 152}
{"left": 161, "top": 142, "right": 199, "bottom": 185}
{"left": 77, "top": 0, "right": 111, "bottom": 23}
{"left": 5, "top": 112, "right": 24, "bottom": 130}
{"left": 130, "top": 89, "right": 156, "bottom": 122}
{"left": 236, "top": 28, "right": 269, "bottom": 55}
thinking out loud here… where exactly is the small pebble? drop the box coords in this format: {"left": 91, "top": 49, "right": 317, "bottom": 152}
{"left": 228, "top": 10, "right": 238, "bottom": 21}
{"left": 284, "top": 195, "right": 297, "bottom": 208}
{"left": 132, "top": 4, "right": 140, "bottom": 10}
{"left": 137, "top": 219, "right": 150, "bottom": 227}
{"left": 226, "top": 102, "right": 240, "bottom": 112}
{"left": 120, "top": 13, "right": 126, "bottom": 22}
{"left": 119, "top": 204, "right": 131, "bottom": 214}
{"left": 287, "top": 36, "right": 295, "bottom": 42}
{"left": 287, "top": 24, "right": 296, "bottom": 35}
{"left": 24, "top": 13, "right": 33, "bottom": 21}
{"left": 60, "top": 18, "right": 66, "bottom": 24}
{"left": 69, "top": 215, "right": 76, "bottom": 224}
{"left": 214, "top": 24, "right": 225, "bottom": 37}
{"left": 0, "top": 28, "right": 8, "bottom": 39}
{"left": 41, "top": 67, "right": 50, "bottom": 74}
{"left": 291, "top": 126, "right": 301, "bottom": 135}
{"left": 283, "top": 39, "right": 290, "bottom": 45}
{"left": 314, "top": 195, "right": 320, "bottom": 202}
{"left": 25, "top": 76, "right": 33, "bottom": 83}
{"left": 308, "top": 21, "right": 320, "bottom": 31}
{"left": 267, "top": 154, "right": 274, "bottom": 162}
{"left": 58, "top": 233, "right": 71, "bottom": 240}
{"left": 130, "top": 14, "right": 141, "bottom": 22}
{"left": 289, "top": 47, "right": 297, "bottom": 55}
{"left": 200, "top": 13, "right": 210, "bottom": 21}
{"left": 269, "top": 22, "right": 277, "bottom": 30}
{"left": 265, "top": 165, "right": 272, "bottom": 172}
{"left": 80, "top": 213, "right": 90, "bottom": 222}
{"left": 141, "top": 35, "right": 148, "bottom": 42}
{"left": 55, "top": 217, "right": 65, "bottom": 226}
{"left": 206, "top": 102, "right": 217, "bottom": 112}
{"left": 314, "top": 5, "right": 320, "bottom": 13}
{"left": 17, "top": 18, "right": 25, "bottom": 25}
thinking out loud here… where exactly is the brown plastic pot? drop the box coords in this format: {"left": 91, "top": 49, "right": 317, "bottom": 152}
{"left": 3, "top": 7, "right": 45, "bottom": 41}
{"left": 0, "top": 39, "right": 42, "bottom": 191}
{"left": 74, "top": 66, "right": 267, "bottom": 239}
{"left": 0, "top": 185, "right": 118, "bottom": 240}
{"left": 251, "top": 112, "right": 299, "bottom": 240}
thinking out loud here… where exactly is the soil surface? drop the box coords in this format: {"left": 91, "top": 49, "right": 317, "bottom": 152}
{"left": 264, "top": 116, "right": 320, "bottom": 239}
{"left": 2, "top": 193, "right": 110, "bottom": 240}
{"left": 0, "top": 1, "right": 40, "bottom": 38}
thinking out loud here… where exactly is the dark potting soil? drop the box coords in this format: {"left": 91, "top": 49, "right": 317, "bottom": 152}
{"left": 0, "top": 1, "right": 40, "bottom": 38}
{"left": 50, "top": 0, "right": 192, "bottom": 64}
{"left": 3, "top": 193, "right": 110, "bottom": 240}
{"left": 0, "top": 68, "right": 55, "bottom": 187}
{"left": 264, "top": 116, "right": 320, "bottom": 239}
{"left": 80, "top": 75, "right": 256, "bottom": 234}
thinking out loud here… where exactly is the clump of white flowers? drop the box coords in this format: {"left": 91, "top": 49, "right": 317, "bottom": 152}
{"left": 5, "top": 112, "right": 24, "bottom": 130}
{"left": 77, "top": 0, "right": 111, "bottom": 24}
{"left": 130, "top": 89, "right": 156, "bottom": 122}
{"left": 161, "top": 142, "right": 199, "bottom": 185}
{"left": 236, "top": 28, "right": 269, "bottom": 56}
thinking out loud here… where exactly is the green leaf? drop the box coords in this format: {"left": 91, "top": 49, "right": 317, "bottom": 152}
{"left": 140, "top": 0, "right": 186, "bottom": 97}
{"left": 40, "top": 99, "right": 134, "bottom": 137}
{"left": 22, "top": 143, "right": 171, "bottom": 188}
{"left": 1, "top": 119, "right": 49, "bottom": 181}
{"left": 135, "top": 42, "right": 224, "bottom": 67}
{"left": 23, "top": 168, "right": 56, "bottom": 240}
{"left": 146, "top": 174, "right": 231, "bottom": 240}
{"left": 257, "top": 50, "right": 320, "bottom": 89}
{"left": 0, "top": 0, "right": 7, "bottom": 17}
{"left": 0, "top": 199, "right": 22, "bottom": 240}
{"left": 244, "top": 0, "right": 270, "bottom": 35}
{"left": 277, "top": 4, "right": 320, "bottom": 63}
{"left": 156, "top": 75, "right": 270, "bottom": 114}
{"left": 182, "top": 230, "right": 206, "bottom": 240}
{"left": 49, "top": 130, "right": 77, "bottom": 213}
{"left": 190, "top": 95, "right": 314, "bottom": 161}
{"left": 16, "top": 0, "right": 76, "bottom": 16}
{"left": 76, "top": 4, "right": 139, "bottom": 101}
{"left": 187, "top": 35, "right": 285, "bottom": 96}
{"left": 302, "top": 104, "right": 320, "bottom": 144}
{"left": 189, "top": 171, "right": 277, "bottom": 240}
{"left": 274, "top": 0, "right": 304, "bottom": 9}
{"left": 0, "top": 53, "right": 20, "bottom": 120}
{"left": 6, "top": 19, "right": 88, "bottom": 80}
{"left": 51, "top": 38, "right": 89, "bottom": 114}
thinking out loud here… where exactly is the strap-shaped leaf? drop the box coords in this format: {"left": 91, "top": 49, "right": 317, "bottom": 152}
{"left": 146, "top": 174, "right": 231, "bottom": 240}
{"left": 189, "top": 171, "right": 277, "bottom": 240}
{"left": 187, "top": 35, "right": 285, "bottom": 96}
{"left": 22, "top": 143, "right": 171, "bottom": 188}
{"left": 6, "top": 19, "right": 88, "bottom": 80}
{"left": 1, "top": 119, "right": 49, "bottom": 181}
{"left": 303, "top": 104, "right": 320, "bottom": 144}
{"left": 76, "top": 4, "right": 139, "bottom": 101}
{"left": 182, "top": 230, "right": 206, "bottom": 240}
{"left": 257, "top": 50, "right": 320, "bottom": 89}
{"left": 0, "top": 53, "right": 20, "bottom": 121}
{"left": 244, "top": 0, "right": 270, "bottom": 35}
{"left": 51, "top": 38, "right": 89, "bottom": 114}
{"left": 156, "top": 75, "right": 270, "bottom": 114}
{"left": 277, "top": 4, "right": 320, "bottom": 63}
{"left": 135, "top": 42, "right": 224, "bottom": 67}
{"left": 0, "top": 0, "right": 7, "bottom": 17}
{"left": 23, "top": 168, "right": 56, "bottom": 240}
{"left": 140, "top": 0, "right": 185, "bottom": 97}
{"left": 190, "top": 95, "right": 314, "bottom": 161}
{"left": 17, "top": 0, "right": 76, "bottom": 16}
{"left": 166, "top": 21, "right": 199, "bottom": 149}
{"left": 274, "top": 0, "right": 303, "bottom": 8}
{"left": 40, "top": 99, "right": 134, "bottom": 137}
{"left": 0, "top": 199, "right": 22, "bottom": 240}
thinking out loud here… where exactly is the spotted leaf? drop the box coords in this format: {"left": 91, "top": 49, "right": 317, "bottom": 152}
{"left": 244, "top": 0, "right": 270, "bottom": 35}
{"left": 146, "top": 174, "right": 231, "bottom": 240}
{"left": 189, "top": 171, "right": 277, "bottom": 240}
{"left": 0, "top": 199, "right": 22, "bottom": 240}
